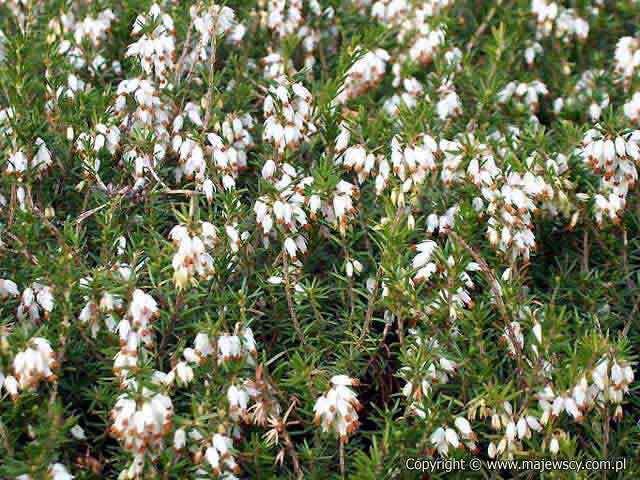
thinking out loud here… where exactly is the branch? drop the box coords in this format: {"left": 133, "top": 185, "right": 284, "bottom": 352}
{"left": 466, "top": 0, "right": 505, "bottom": 53}
{"left": 447, "top": 231, "right": 509, "bottom": 323}
{"left": 282, "top": 254, "right": 307, "bottom": 347}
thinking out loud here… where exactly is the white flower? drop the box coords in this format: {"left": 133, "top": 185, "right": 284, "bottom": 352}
{"left": 263, "top": 77, "right": 316, "bottom": 153}
{"left": 126, "top": 4, "right": 175, "bottom": 86}
{"left": 525, "top": 42, "right": 543, "bottom": 66}
{"left": 498, "top": 80, "right": 548, "bottom": 112}
{"left": 71, "top": 425, "right": 86, "bottom": 440}
{"left": 174, "top": 428, "right": 186, "bottom": 449}
{"left": 127, "top": 289, "right": 158, "bottom": 333}
{"left": 48, "top": 463, "right": 74, "bottom": 480}
{"left": 194, "top": 333, "right": 214, "bottom": 357}
{"left": 549, "top": 436, "right": 560, "bottom": 455}
{"left": 615, "top": 37, "right": 640, "bottom": 84}
{"left": 454, "top": 417, "right": 475, "bottom": 439}
{"left": 579, "top": 127, "right": 640, "bottom": 225}
{"left": 215, "top": 327, "right": 257, "bottom": 366}
{"left": 345, "top": 259, "right": 363, "bottom": 278}
{"left": 409, "top": 27, "right": 445, "bottom": 66}
{"left": 430, "top": 426, "right": 460, "bottom": 456}
{"left": 228, "top": 384, "right": 251, "bottom": 420}
{"left": 314, "top": 375, "right": 361, "bottom": 442}
{"left": 436, "top": 82, "right": 462, "bottom": 120}
{"left": 205, "top": 433, "right": 240, "bottom": 475}
{"left": 0, "top": 279, "right": 19, "bottom": 297}
{"left": 3, "top": 375, "right": 18, "bottom": 397}
{"left": 175, "top": 361, "right": 194, "bottom": 385}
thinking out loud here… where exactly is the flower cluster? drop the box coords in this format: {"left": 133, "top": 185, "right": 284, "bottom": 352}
{"left": 430, "top": 418, "right": 477, "bottom": 456}
{"left": 126, "top": 4, "right": 175, "bottom": 86}
{"left": 17, "top": 282, "right": 55, "bottom": 322}
{"left": 2, "top": 338, "right": 57, "bottom": 397}
{"left": 498, "top": 80, "right": 549, "bottom": 114}
{"left": 579, "top": 126, "right": 640, "bottom": 225}
{"left": 5, "top": 139, "right": 52, "bottom": 177}
{"left": 531, "top": 0, "right": 589, "bottom": 42}
{"left": 314, "top": 375, "right": 362, "bottom": 443}
{"left": 113, "top": 289, "right": 158, "bottom": 384}
{"left": 206, "top": 113, "right": 255, "bottom": 190}
{"left": 614, "top": 36, "right": 640, "bottom": 86}
{"left": 110, "top": 388, "right": 173, "bottom": 454}
{"left": 263, "top": 78, "right": 316, "bottom": 153}
{"left": 336, "top": 49, "right": 389, "bottom": 103}
{"left": 482, "top": 170, "right": 553, "bottom": 261}
{"left": 169, "top": 222, "right": 217, "bottom": 289}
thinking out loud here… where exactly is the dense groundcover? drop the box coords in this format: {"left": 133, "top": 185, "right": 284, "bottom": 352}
{"left": 1, "top": 0, "right": 640, "bottom": 478}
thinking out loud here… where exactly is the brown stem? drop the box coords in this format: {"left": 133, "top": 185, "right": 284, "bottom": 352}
{"left": 159, "top": 293, "right": 183, "bottom": 370}
{"left": 448, "top": 232, "right": 528, "bottom": 382}
{"left": 582, "top": 229, "right": 589, "bottom": 275}
{"left": 202, "top": 34, "right": 218, "bottom": 129}
{"left": 175, "top": 18, "right": 195, "bottom": 84}
{"left": 281, "top": 428, "right": 302, "bottom": 479}
{"left": 466, "top": 0, "right": 505, "bottom": 53}
{"left": 0, "top": 418, "right": 13, "bottom": 456}
{"left": 8, "top": 183, "right": 16, "bottom": 227}
{"left": 3, "top": 231, "right": 39, "bottom": 265}
{"left": 357, "top": 267, "right": 382, "bottom": 347}
{"left": 448, "top": 231, "right": 509, "bottom": 324}
{"left": 397, "top": 312, "right": 405, "bottom": 346}
{"left": 282, "top": 254, "right": 307, "bottom": 347}
{"left": 602, "top": 405, "right": 609, "bottom": 480}
{"left": 622, "top": 226, "right": 629, "bottom": 277}
{"left": 361, "top": 321, "right": 391, "bottom": 376}
{"left": 622, "top": 295, "right": 639, "bottom": 337}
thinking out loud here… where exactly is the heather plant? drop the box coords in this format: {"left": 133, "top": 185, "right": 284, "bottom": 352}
{"left": 0, "top": 0, "right": 639, "bottom": 479}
